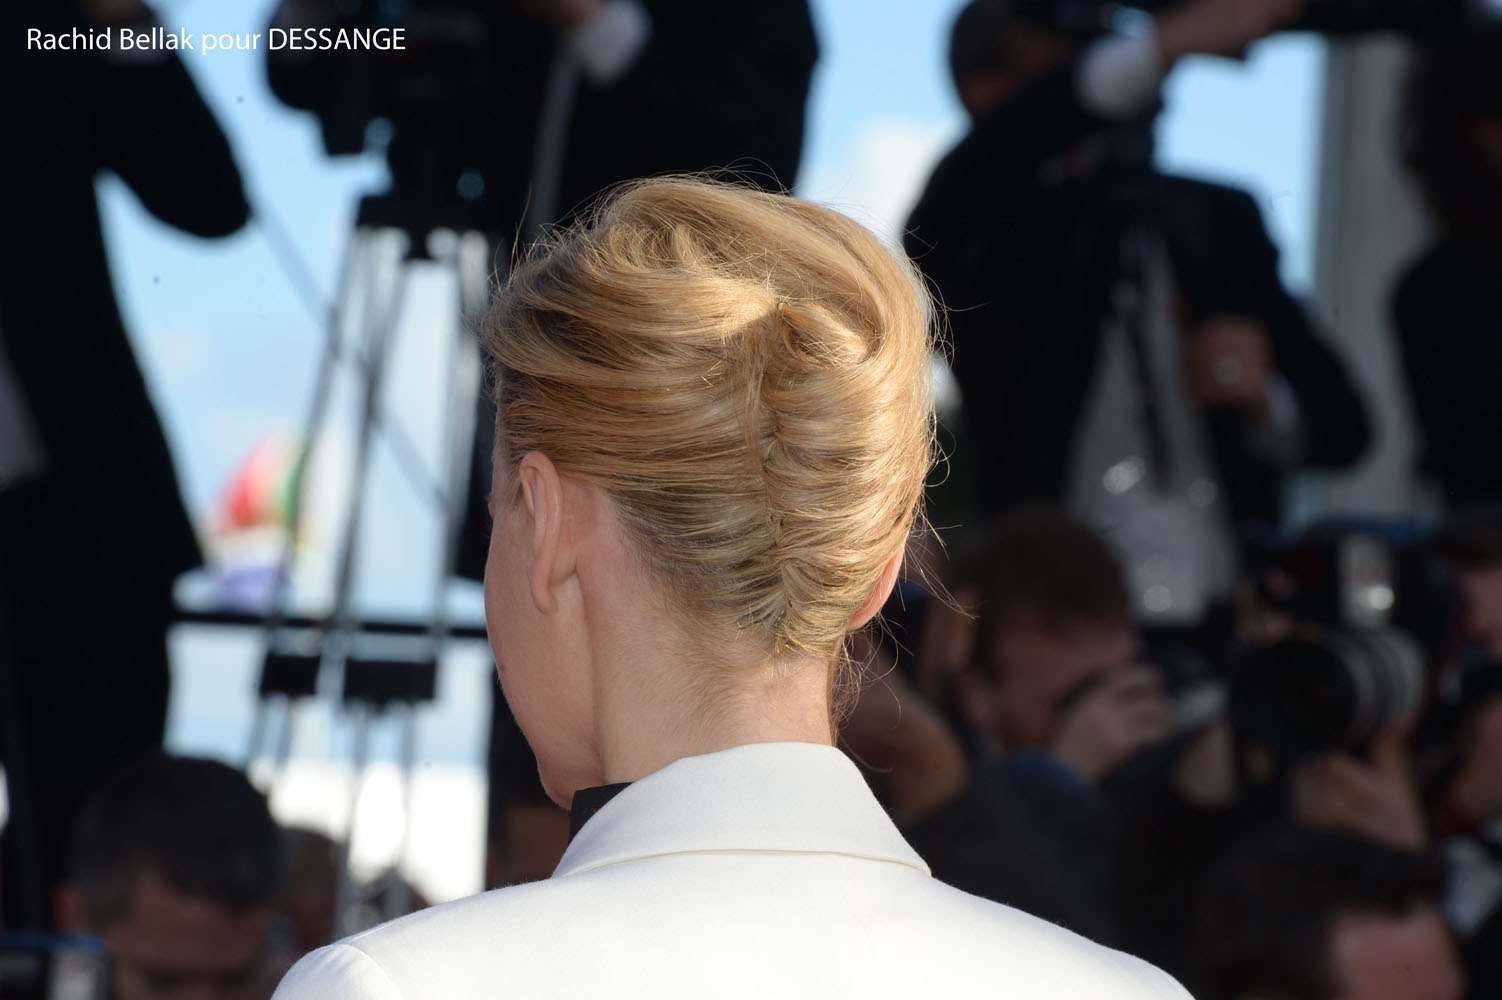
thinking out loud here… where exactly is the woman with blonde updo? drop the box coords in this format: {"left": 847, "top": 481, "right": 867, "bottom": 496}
{"left": 274, "top": 178, "right": 1188, "bottom": 999}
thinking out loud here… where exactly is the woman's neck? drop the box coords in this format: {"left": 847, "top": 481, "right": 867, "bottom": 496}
{"left": 587, "top": 616, "right": 836, "bottom": 788}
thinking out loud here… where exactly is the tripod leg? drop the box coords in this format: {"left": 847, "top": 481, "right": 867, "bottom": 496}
{"left": 382, "top": 702, "right": 419, "bottom": 921}
{"left": 422, "top": 234, "right": 487, "bottom": 661}
{"left": 260, "top": 227, "right": 367, "bottom": 641}
{"left": 245, "top": 697, "right": 269, "bottom": 779}
{"left": 325, "top": 236, "right": 411, "bottom": 936}
{"left": 251, "top": 227, "right": 371, "bottom": 793}
{"left": 324, "top": 234, "right": 412, "bottom": 692}
{"left": 334, "top": 700, "right": 373, "bottom": 937}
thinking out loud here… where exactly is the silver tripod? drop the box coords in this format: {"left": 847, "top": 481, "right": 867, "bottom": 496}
{"left": 245, "top": 201, "right": 492, "bottom": 934}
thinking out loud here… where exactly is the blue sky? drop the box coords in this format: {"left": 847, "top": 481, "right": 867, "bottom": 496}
{"left": 86, "top": 0, "right": 1325, "bottom": 762}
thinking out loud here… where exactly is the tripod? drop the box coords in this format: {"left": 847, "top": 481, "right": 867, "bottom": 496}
{"left": 246, "top": 194, "right": 493, "bottom": 934}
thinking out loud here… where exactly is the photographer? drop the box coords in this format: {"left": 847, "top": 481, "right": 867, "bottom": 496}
{"left": 1395, "top": 24, "right": 1502, "bottom": 509}
{"left": 1424, "top": 509, "right": 1502, "bottom": 998}
{"left": 944, "top": 510, "right": 1174, "bottom": 785}
{"left": 906, "top": 0, "right": 1369, "bottom": 631}
{"left": 55, "top": 755, "right": 291, "bottom": 1000}
{"left": 845, "top": 510, "right": 1174, "bottom": 945}
{"left": 0, "top": 0, "right": 249, "bottom": 930}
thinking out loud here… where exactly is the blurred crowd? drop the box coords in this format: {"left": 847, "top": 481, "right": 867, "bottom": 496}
{"left": 4, "top": 0, "right": 1502, "bottom": 997}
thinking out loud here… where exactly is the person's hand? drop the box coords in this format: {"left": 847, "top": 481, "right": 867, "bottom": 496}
{"left": 1048, "top": 665, "right": 1174, "bottom": 783}
{"left": 1156, "top": 0, "right": 1309, "bottom": 63}
{"left": 508, "top": 0, "right": 606, "bottom": 30}
{"left": 1290, "top": 728, "right": 1428, "bottom": 850}
{"left": 1174, "top": 719, "right": 1237, "bottom": 808}
{"left": 78, "top": 0, "right": 149, "bottom": 27}
{"left": 1450, "top": 696, "right": 1502, "bottom": 824}
{"left": 1185, "top": 317, "right": 1275, "bottom": 420}
{"left": 842, "top": 634, "right": 969, "bottom": 823}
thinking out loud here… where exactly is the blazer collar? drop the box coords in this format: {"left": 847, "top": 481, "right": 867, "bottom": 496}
{"left": 553, "top": 742, "right": 930, "bottom": 879}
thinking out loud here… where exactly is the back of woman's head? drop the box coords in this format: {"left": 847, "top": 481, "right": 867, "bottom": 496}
{"left": 486, "top": 176, "right": 936, "bottom": 662}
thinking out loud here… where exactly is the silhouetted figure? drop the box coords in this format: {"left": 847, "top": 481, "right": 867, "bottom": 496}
{"left": 907, "top": 0, "right": 1368, "bottom": 628}
{"left": 0, "top": 0, "right": 249, "bottom": 929}
{"left": 1395, "top": 24, "right": 1502, "bottom": 509}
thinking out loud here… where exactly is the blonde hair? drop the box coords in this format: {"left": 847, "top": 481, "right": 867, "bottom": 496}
{"left": 485, "top": 176, "right": 936, "bottom": 664}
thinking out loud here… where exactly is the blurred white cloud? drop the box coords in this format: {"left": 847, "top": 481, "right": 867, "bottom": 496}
{"left": 798, "top": 115, "right": 962, "bottom": 248}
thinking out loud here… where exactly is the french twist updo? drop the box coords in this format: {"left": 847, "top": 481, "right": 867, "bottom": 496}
{"left": 485, "top": 176, "right": 937, "bottom": 663}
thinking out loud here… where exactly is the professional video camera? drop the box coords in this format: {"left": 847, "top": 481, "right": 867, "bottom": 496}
{"left": 1015, "top": 0, "right": 1480, "bottom": 38}
{"left": 266, "top": 0, "right": 508, "bottom": 233}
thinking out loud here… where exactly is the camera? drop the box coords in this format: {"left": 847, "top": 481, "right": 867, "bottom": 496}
{"left": 267, "top": 0, "right": 509, "bottom": 233}
{"left": 1228, "top": 522, "right": 1458, "bottom": 768}
{"left": 1212, "top": 514, "right": 1502, "bottom": 826}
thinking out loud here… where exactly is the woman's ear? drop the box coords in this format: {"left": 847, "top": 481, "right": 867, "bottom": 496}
{"left": 848, "top": 549, "right": 904, "bottom": 631}
{"left": 516, "top": 451, "right": 572, "bottom": 614}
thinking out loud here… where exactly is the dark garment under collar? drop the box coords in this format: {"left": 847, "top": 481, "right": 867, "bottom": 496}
{"left": 569, "top": 782, "right": 631, "bottom": 842}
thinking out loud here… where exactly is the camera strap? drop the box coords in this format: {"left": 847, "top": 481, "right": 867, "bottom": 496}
{"left": 1111, "top": 227, "right": 1174, "bottom": 489}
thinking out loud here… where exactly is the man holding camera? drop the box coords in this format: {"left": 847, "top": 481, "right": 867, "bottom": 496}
{"left": 844, "top": 511, "right": 1175, "bottom": 946}
{"left": 908, "top": 0, "right": 1369, "bottom": 633}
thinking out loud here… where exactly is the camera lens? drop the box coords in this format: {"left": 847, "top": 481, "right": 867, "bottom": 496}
{"left": 1230, "top": 628, "right": 1424, "bottom": 764}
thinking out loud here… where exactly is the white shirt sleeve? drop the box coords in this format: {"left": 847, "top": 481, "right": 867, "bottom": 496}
{"left": 1077, "top": 29, "right": 1165, "bottom": 120}
{"left": 569, "top": 0, "right": 652, "bottom": 87}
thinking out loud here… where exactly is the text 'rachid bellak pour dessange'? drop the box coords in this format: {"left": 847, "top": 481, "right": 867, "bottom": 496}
{"left": 25, "top": 25, "right": 407, "bottom": 53}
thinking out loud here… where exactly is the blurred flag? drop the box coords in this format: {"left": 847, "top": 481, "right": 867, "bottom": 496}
{"left": 203, "top": 433, "right": 308, "bottom": 611}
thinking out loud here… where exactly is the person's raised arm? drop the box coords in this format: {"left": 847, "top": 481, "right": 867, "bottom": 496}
{"left": 905, "top": 0, "right": 1312, "bottom": 280}
{"left": 522, "top": 0, "right": 817, "bottom": 191}
{"left": 82, "top": 0, "right": 249, "bottom": 237}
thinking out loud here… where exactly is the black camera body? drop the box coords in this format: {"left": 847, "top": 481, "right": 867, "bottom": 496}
{"left": 267, "top": 0, "right": 508, "bottom": 233}
{"left": 1229, "top": 521, "right": 1457, "bottom": 771}
{"left": 1223, "top": 517, "right": 1502, "bottom": 832}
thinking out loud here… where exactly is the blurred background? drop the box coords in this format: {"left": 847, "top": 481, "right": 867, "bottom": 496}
{"left": 19, "top": 0, "right": 1333, "bottom": 903}
{"left": 5, "top": 0, "right": 1502, "bottom": 997}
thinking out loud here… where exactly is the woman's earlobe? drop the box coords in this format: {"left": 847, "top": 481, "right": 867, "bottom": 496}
{"left": 848, "top": 549, "right": 904, "bottom": 630}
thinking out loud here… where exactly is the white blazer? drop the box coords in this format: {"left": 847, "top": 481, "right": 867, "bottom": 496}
{"left": 273, "top": 742, "right": 1191, "bottom": 998}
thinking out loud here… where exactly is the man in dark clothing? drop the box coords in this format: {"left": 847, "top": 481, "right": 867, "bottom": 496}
{"left": 907, "top": 0, "right": 1369, "bottom": 628}
{"left": 847, "top": 510, "right": 1175, "bottom": 946}
{"left": 1394, "top": 23, "right": 1502, "bottom": 509}
{"left": 0, "top": 0, "right": 249, "bottom": 929}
